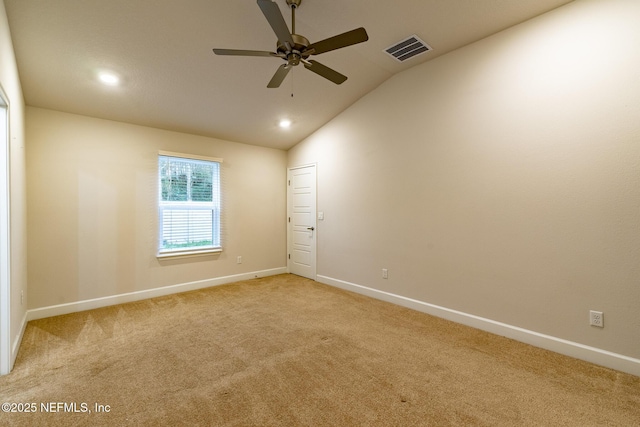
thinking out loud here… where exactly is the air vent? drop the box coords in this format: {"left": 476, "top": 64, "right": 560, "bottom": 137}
{"left": 385, "top": 35, "right": 432, "bottom": 62}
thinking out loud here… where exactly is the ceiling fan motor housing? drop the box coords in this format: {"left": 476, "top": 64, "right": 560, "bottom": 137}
{"left": 277, "top": 34, "right": 311, "bottom": 65}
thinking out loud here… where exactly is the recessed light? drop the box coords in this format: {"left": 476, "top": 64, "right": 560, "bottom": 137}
{"left": 279, "top": 119, "right": 292, "bottom": 129}
{"left": 98, "top": 72, "right": 120, "bottom": 86}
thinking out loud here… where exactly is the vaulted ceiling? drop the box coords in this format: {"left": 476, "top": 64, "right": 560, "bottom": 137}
{"left": 4, "top": 0, "right": 573, "bottom": 150}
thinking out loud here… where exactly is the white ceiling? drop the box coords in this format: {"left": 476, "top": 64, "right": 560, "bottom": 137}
{"left": 5, "top": 0, "right": 573, "bottom": 150}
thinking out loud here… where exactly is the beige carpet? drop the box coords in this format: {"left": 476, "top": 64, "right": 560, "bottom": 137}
{"left": 0, "top": 274, "right": 638, "bottom": 426}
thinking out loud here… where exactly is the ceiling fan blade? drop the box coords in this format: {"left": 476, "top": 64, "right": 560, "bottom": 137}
{"left": 257, "top": 0, "right": 294, "bottom": 47}
{"left": 267, "top": 64, "right": 292, "bottom": 88}
{"left": 307, "top": 27, "right": 369, "bottom": 55}
{"left": 213, "top": 48, "right": 278, "bottom": 57}
{"left": 303, "top": 60, "right": 347, "bottom": 85}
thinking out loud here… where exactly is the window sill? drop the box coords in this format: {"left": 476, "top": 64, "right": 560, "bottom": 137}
{"left": 156, "top": 247, "right": 222, "bottom": 260}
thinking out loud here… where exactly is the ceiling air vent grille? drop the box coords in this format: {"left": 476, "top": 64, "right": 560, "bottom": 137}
{"left": 385, "top": 35, "right": 432, "bottom": 62}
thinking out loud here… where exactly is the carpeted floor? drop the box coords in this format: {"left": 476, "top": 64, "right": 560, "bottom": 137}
{"left": 0, "top": 274, "right": 638, "bottom": 426}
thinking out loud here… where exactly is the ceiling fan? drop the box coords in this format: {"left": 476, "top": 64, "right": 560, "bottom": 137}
{"left": 213, "top": 0, "right": 369, "bottom": 88}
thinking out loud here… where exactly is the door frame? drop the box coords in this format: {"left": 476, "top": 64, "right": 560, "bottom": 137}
{"left": 0, "top": 85, "right": 11, "bottom": 375}
{"left": 287, "top": 163, "right": 317, "bottom": 280}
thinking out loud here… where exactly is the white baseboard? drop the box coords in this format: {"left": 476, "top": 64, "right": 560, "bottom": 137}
{"left": 27, "top": 267, "right": 287, "bottom": 322}
{"left": 317, "top": 275, "right": 640, "bottom": 378}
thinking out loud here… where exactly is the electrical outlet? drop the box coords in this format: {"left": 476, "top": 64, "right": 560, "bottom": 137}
{"left": 237, "top": 256, "right": 242, "bottom": 264}
{"left": 382, "top": 268, "right": 388, "bottom": 279}
{"left": 590, "top": 310, "right": 604, "bottom": 328}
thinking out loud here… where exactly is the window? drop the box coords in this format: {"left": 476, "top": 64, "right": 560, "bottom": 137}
{"left": 158, "top": 151, "right": 222, "bottom": 257}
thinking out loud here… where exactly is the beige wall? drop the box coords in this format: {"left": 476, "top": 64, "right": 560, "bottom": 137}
{"left": 0, "top": 0, "right": 28, "bottom": 370}
{"left": 26, "top": 107, "right": 287, "bottom": 309}
{"left": 289, "top": 0, "right": 640, "bottom": 360}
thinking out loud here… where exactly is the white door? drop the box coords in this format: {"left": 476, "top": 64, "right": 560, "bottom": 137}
{"left": 288, "top": 165, "right": 316, "bottom": 279}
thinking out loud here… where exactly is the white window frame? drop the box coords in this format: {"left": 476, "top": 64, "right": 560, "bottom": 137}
{"left": 157, "top": 151, "right": 223, "bottom": 258}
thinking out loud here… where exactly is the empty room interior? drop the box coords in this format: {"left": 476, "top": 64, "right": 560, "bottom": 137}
{"left": 1, "top": 0, "right": 639, "bottom": 425}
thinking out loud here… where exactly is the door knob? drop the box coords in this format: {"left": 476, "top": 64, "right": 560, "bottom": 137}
{"left": 307, "top": 227, "right": 315, "bottom": 231}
